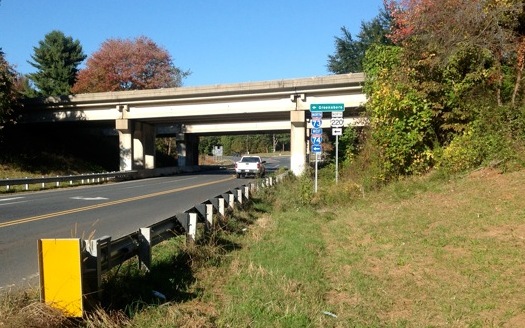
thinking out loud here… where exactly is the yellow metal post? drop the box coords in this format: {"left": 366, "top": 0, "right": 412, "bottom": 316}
{"left": 38, "top": 238, "right": 84, "bottom": 317}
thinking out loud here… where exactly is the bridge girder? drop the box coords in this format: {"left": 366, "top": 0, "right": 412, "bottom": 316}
{"left": 21, "top": 73, "right": 367, "bottom": 175}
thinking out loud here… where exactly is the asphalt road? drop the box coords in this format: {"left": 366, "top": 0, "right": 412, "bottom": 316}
{"left": 0, "top": 156, "right": 290, "bottom": 291}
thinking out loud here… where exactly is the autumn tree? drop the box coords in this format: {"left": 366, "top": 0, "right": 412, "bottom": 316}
{"left": 72, "top": 36, "right": 189, "bottom": 93}
{"left": 0, "top": 49, "right": 19, "bottom": 130}
{"left": 28, "top": 30, "right": 86, "bottom": 97}
{"left": 363, "top": 44, "right": 435, "bottom": 180}
{"left": 386, "top": 0, "right": 524, "bottom": 106}
{"left": 364, "top": 0, "right": 525, "bottom": 175}
{"left": 328, "top": 6, "right": 392, "bottom": 73}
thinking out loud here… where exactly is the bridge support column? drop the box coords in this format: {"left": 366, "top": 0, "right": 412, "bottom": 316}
{"left": 133, "top": 122, "right": 155, "bottom": 169}
{"left": 187, "top": 134, "right": 199, "bottom": 166}
{"left": 176, "top": 139, "right": 186, "bottom": 167}
{"left": 177, "top": 134, "right": 199, "bottom": 167}
{"left": 116, "top": 119, "right": 133, "bottom": 171}
{"left": 290, "top": 110, "right": 306, "bottom": 175}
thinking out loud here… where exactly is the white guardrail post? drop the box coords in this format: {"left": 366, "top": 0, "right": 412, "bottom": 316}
{"left": 38, "top": 173, "right": 290, "bottom": 317}
{"left": 138, "top": 227, "right": 152, "bottom": 272}
{"left": 234, "top": 188, "right": 243, "bottom": 205}
{"left": 195, "top": 203, "right": 215, "bottom": 232}
{"left": 176, "top": 212, "right": 197, "bottom": 244}
{"left": 222, "top": 192, "right": 235, "bottom": 210}
{"left": 210, "top": 196, "right": 225, "bottom": 217}
{"left": 244, "top": 185, "right": 250, "bottom": 202}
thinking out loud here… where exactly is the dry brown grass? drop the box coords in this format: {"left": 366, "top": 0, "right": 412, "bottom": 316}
{"left": 320, "top": 168, "right": 525, "bottom": 326}
{"left": 0, "top": 290, "right": 74, "bottom": 328}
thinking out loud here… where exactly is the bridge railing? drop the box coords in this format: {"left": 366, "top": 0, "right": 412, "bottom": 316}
{"left": 38, "top": 172, "right": 289, "bottom": 317}
{"left": 0, "top": 171, "right": 137, "bottom": 191}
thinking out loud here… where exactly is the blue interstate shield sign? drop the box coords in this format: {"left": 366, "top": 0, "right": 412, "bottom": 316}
{"left": 311, "top": 119, "right": 322, "bottom": 128}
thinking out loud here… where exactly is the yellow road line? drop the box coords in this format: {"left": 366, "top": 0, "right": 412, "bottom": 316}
{"left": 0, "top": 176, "right": 234, "bottom": 229}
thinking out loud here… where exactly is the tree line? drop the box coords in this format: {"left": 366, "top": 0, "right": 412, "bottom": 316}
{"left": 0, "top": 29, "right": 292, "bottom": 159}
{"left": 3, "top": 1, "right": 524, "bottom": 177}
{"left": 328, "top": 1, "right": 525, "bottom": 184}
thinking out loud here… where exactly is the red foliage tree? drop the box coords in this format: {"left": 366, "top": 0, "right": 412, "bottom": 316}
{"left": 385, "top": 0, "right": 524, "bottom": 105}
{"left": 386, "top": 0, "right": 518, "bottom": 52}
{"left": 0, "top": 50, "right": 19, "bottom": 128}
{"left": 72, "top": 36, "right": 188, "bottom": 93}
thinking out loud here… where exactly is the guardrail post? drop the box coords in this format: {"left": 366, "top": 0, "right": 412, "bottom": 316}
{"left": 210, "top": 197, "right": 225, "bottom": 217}
{"left": 205, "top": 204, "right": 213, "bottom": 231}
{"left": 219, "top": 197, "right": 225, "bottom": 216}
{"left": 138, "top": 228, "right": 152, "bottom": 272}
{"left": 85, "top": 236, "right": 111, "bottom": 300}
{"left": 234, "top": 188, "right": 243, "bottom": 205}
{"left": 243, "top": 185, "right": 250, "bottom": 201}
{"left": 177, "top": 213, "right": 197, "bottom": 244}
{"left": 188, "top": 213, "right": 197, "bottom": 244}
{"left": 222, "top": 192, "right": 234, "bottom": 210}
{"left": 195, "top": 203, "right": 214, "bottom": 232}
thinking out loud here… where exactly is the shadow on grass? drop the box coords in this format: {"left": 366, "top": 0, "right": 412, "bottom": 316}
{"left": 97, "top": 201, "right": 264, "bottom": 318}
{"left": 100, "top": 250, "right": 197, "bottom": 314}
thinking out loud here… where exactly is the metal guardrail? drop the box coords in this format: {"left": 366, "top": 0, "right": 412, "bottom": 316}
{"left": 38, "top": 172, "right": 289, "bottom": 316}
{"left": 0, "top": 171, "right": 137, "bottom": 191}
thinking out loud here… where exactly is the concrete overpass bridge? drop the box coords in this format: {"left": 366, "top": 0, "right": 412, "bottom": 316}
{"left": 21, "top": 73, "right": 366, "bottom": 175}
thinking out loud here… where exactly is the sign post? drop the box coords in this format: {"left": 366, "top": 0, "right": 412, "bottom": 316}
{"left": 310, "top": 103, "right": 345, "bottom": 189}
{"left": 331, "top": 112, "right": 344, "bottom": 184}
{"left": 310, "top": 112, "right": 323, "bottom": 193}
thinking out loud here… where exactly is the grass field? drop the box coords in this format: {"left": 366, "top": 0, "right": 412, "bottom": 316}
{"left": 1, "top": 167, "right": 525, "bottom": 327}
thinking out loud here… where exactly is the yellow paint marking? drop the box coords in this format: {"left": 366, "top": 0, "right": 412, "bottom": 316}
{"left": 0, "top": 176, "right": 234, "bottom": 229}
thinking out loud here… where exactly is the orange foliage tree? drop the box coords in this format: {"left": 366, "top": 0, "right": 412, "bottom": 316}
{"left": 0, "top": 50, "right": 19, "bottom": 129}
{"left": 72, "top": 36, "right": 189, "bottom": 93}
{"left": 385, "top": 0, "right": 524, "bottom": 106}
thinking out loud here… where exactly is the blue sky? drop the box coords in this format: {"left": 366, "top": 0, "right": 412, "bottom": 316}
{"left": 0, "top": 1, "right": 384, "bottom": 87}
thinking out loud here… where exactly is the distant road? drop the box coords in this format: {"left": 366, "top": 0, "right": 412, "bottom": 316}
{"left": 0, "top": 167, "right": 276, "bottom": 290}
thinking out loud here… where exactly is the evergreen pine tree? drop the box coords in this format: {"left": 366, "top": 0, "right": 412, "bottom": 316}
{"left": 328, "top": 7, "right": 392, "bottom": 73}
{"left": 28, "top": 30, "right": 86, "bottom": 97}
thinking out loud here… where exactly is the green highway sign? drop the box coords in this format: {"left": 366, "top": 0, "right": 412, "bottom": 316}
{"left": 310, "top": 103, "right": 345, "bottom": 112}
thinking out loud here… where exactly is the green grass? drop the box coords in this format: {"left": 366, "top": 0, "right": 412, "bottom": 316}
{"left": 217, "top": 209, "right": 329, "bottom": 327}
{"left": 2, "top": 168, "right": 525, "bottom": 327}
{"left": 215, "top": 169, "right": 525, "bottom": 327}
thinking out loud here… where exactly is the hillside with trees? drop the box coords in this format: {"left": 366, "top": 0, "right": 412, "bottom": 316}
{"left": 328, "top": 0, "right": 525, "bottom": 187}
{"left": 1, "top": 0, "right": 525, "bottom": 180}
